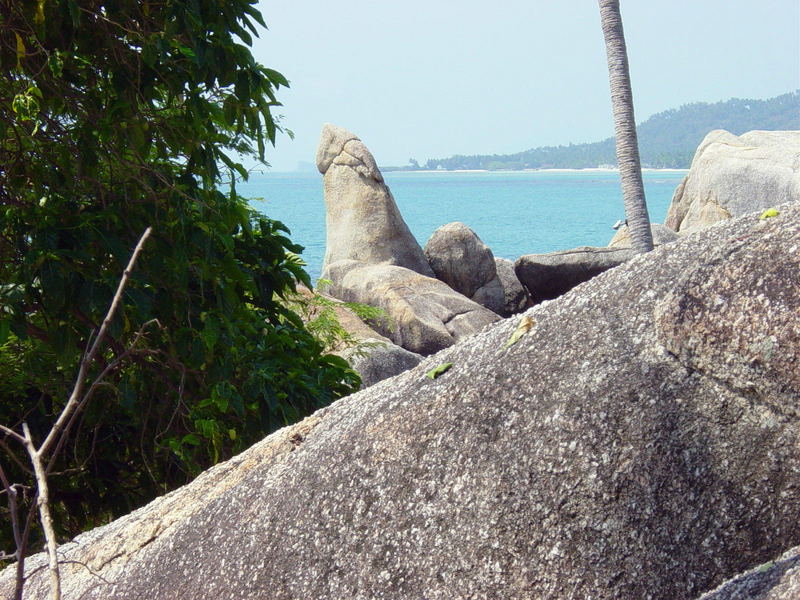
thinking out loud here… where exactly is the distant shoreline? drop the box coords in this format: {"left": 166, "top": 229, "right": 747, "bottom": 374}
{"left": 378, "top": 167, "right": 689, "bottom": 174}
{"left": 251, "top": 167, "right": 689, "bottom": 176}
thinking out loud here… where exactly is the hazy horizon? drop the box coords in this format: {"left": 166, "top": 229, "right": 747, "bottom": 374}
{"left": 249, "top": 1, "right": 800, "bottom": 172}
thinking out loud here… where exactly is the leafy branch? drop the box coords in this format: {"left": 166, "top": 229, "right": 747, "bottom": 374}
{"left": 0, "top": 227, "right": 152, "bottom": 600}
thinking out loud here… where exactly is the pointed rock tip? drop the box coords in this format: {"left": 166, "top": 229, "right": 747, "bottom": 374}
{"left": 316, "top": 124, "right": 359, "bottom": 174}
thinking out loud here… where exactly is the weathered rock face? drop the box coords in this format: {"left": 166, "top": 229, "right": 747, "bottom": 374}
{"left": 422, "top": 222, "right": 512, "bottom": 316}
{"left": 323, "top": 259, "right": 500, "bottom": 355}
{"left": 292, "top": 287, "right": 421, "bottom": 386}
{"left": 341, "top": 339, "right": 423, "bottom": 389}
{"left": 608, "top": 222, "right": 680, "bottom": 248}
{"left": 4, "top": 203, "right": 799, "bottom": 600}
{"left": 317, "top": 124, "right": 434, "bottom": 276}
{"left": 468, "top": 274, "right": 506, "bottom": 315}
{"left": 514, "top": 245, "right": 635, "bottom": 304}
{"left": 698, "top": 545, "right": 800, "bottom": 600}
{"left": 491, "top": 256, "right": 533, "bottom": 316}
{"left": 665, "top": 129, "right": 800, "bottom": 233}
{"left": 424, "top": 222, "right": 498, "bottom": 295}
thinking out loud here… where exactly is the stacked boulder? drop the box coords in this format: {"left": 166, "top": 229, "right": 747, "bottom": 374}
{"left": 423, "top": 222, "right": 531, "bottom": 317}
{"left": 292, "top": 285, "right": 423, "bottom": 389}
{"left": 317, "top": 125, "right": 800, "bottom": 385}
{"left": 514, "top": 246, "right": 635, "bottom": 305}
{"left": 317, "top": 124, "right": 501, "bottom": 363}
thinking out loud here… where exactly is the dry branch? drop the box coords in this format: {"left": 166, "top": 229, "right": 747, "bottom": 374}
{"left": 0, "top": 227, "right": 153, "bottom": 600}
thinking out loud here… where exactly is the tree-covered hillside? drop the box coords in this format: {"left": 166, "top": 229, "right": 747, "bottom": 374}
{"left": 423, "top": 91, "right": 799, "bottom": 170}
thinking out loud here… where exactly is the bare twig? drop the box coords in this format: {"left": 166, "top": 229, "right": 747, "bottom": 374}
{"left": 0, "top": 467, "right": 20, "bottom": 552}
{"left": 21, "top": 423, "right": 61, "bottom": 600}
{"left": 0, "top": 439, "right": 33, "bottom": 475}
{"left": 0, "top": 425, "right": 26, "bottom": 447}
{"left": 17, "top": 498, "right": 38, "bottom": 599}
{"left": 38, "top": 227, "right": 153, "bottom": 460}
{"left": 46, "top": 318, "right": 161, "bottom": 476}
{"left": 0, "top": 227, "right": 153, "bottom": 600}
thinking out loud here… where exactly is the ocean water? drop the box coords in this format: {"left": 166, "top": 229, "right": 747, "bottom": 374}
{"left": 241, "top": 170, "right": 687, "bottom": 283}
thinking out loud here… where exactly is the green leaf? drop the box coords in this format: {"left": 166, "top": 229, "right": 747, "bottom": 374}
{"left": 35, "top": 0, "right": 45, "bottom": 25}
{"left": 15, "top": 33, "right": 25, "bottom": 70}
{"left": 181, "top": 433, "right": 202, "bottom": 446}
{"left": 201, "top": 314, "right": 220, "bottom": 350}
{"left": 263, "top": 68, "right": 289, "bottom": 88}
{"left": 48, "top": 51, "right": 64, "bottom": 77}
{"left": 759, "top": 208, "right": 780, "bottom": 219}
{"left": 503, "top": 316, "right": 535, "bottom": 349}
{"left": 426, "top": 362, "right": 453, "bottom": 379}
{"left": 214, "top": 395, "right": 229, "bottom": 412}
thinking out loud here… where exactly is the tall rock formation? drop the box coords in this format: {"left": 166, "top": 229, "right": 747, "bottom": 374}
{"left": 316, "top": 124, "right": 434, "bottom": 276}
{"left": 318, "top": 126, "right": 499, "bottom": 355}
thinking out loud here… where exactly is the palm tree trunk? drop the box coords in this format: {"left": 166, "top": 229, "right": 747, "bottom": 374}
{"left": 598, "top": 0, "right": 654, "bottom": 254}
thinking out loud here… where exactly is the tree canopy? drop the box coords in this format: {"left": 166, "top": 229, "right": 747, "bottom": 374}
{"left": 0, "top": 0, "right": 359, "bottom": 551}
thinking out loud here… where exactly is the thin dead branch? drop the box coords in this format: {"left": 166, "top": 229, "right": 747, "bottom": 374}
{"left": 0, "top": 227, "right": 153, "bottom": 600}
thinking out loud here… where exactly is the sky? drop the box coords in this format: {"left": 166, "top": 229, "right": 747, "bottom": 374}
{"left": 249, "top": 0, "right": 800, "bottom": 172}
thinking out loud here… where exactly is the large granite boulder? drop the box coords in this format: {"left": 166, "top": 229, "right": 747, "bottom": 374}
{"left": 423, "top": 222, "right": 526, "bottom": 316}
{"left": 608, "top": 222, "right": 680, "bottom": 248}
{"left": 665, "top": 129, "right": 800, "bottom": 233}
{"left": 514, "top": 245, "right": 634, "bottom": 304}
{"left": 317, "top": 124, "right": 434, "bottom": 276}
{"left": 323, "top": 259, "right": 499, "bottom": 355}
{"left": 491, "top": 257, "right": 533, "bottom": 316}
{"left": 341, "top": 340, "right": 423, "bottom": 389}
{"left": 423, "top": 222, "right": 501, "bottom": 303}
{"left": 292, "top": 286, "right": 422, "bottom": 387}
{"left": 698, "top": 544, "right": 800, "bottom": 599}
{"left": 4, "top": 203, "right": 799, "bottom": 600}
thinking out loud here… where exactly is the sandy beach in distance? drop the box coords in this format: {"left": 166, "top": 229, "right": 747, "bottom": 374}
{"left": 387, "top": 167, "right": 689, "bottom": 174}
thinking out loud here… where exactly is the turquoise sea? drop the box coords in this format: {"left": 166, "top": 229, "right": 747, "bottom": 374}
{"left": 241, "top": 170, "right": 687, "bottom": 283}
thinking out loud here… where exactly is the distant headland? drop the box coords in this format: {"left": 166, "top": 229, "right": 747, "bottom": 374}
{"left": 382, "top": 91, "right": 799, "bottom": 172}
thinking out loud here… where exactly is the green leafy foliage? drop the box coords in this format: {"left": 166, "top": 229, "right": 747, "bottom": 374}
{"left": 282, "top": 282, "right": 390, "bottom": 361}
{"left": 0, "top": 0, "right": 359, "bottom": 551}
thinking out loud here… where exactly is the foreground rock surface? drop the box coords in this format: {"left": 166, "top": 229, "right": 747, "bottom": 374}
{"left": 665, "top": 129, "right": 800, "bottom": 233}
{"left": 514, "top": 245, "right": 634, "bottom": 304}
{"left": 3, "top": 204, "right": 799, "bottom": 599}
{"left": 323, "top": 259, "right": 499, "bottom": 355}
{"left": 699, "top": 545, "right": 800, "bottom": 600}
{"left": 317, "top": 124, "right": 433, "bottom": 276}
